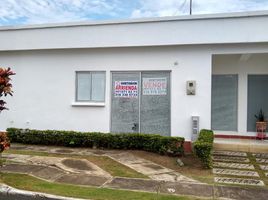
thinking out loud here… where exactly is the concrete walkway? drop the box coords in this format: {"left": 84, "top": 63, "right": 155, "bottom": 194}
{"left": 1, "top": 144, "right": 268, "bottom": 200}
{"left": 4, "top": 143, "right": 198, "bottom": 183}
{"left": 106, "top": 152, "right": 196, "bottom": 183}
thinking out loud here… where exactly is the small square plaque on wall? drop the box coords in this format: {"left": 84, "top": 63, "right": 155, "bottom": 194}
{"left": 186, "top": 80, "right": 196, "bottom": 95}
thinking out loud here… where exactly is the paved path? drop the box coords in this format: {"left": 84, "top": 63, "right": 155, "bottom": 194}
{"left": 212, "top": 150, "right": 266, "bottom": 187}
{"left": 5, "top": 143, "right": 198, "bottom": 183}
{"left": 2, "top": 144, "right": 268, "bottom": 200}
{"left": 106, "top": 152, "right": 196, "bottom": 183}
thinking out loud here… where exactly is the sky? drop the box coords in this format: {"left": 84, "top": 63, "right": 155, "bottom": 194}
{"left": 0, "top": 0, "right": 268, "bottom": 26}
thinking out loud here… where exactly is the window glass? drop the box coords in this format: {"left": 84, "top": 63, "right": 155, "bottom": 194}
{"left": 92, "top": 73, "right": 105, "bottom": 101}
{"left": 77, "top": 73, "right": 91, "bottom": 101}
{"left": 76, "top": 72, "right": 105, "bottom": 102}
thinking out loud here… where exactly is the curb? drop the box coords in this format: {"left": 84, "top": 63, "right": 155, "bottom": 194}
{"left": 0, "top": 184, "right": 87, "bottom": 200}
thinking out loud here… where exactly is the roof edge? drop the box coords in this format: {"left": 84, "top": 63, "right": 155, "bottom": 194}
{"left": 1, "top": 10, "right": 268, "bottom": 31}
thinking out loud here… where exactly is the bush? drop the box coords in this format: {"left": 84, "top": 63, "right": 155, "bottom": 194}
{"left": 193, "top": 129, "right": 214, "bottom": 168}
{"left": 0, "top": 131, "right": 10, "bottom": 153}
{"left": 6, "top": 128, "right": 184, "bottom": 155}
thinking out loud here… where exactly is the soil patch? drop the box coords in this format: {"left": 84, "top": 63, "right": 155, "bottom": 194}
{"left": 62, "top": 159, "right": 93, "bottom": 171}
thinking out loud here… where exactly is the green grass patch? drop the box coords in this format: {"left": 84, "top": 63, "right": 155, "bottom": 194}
{"left": 4, "top": 149, "right": 147, "bottom": 179}
{"left": 0, "top": 173, "right": 197, "bottom": 200}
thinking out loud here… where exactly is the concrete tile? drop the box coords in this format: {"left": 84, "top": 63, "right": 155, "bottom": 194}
{"left": 214, "top": 177, "right": 265, "bottom": 186}
{"left": 27, "top": 156, "right": 64, "bottom": 166}
{"left": 55, "top": 174, "right": 108, "bottom": 186}
{"left": 108, "top": 153, "right": 150, "bottom": 165}
{"left": 213, "top": 151, "right": 247, "bottom": 157}
{"left": 103, "top": 177, "right": 158, "bottom": 192}
{"left": 213, "top": 168, "right": 259, "bottom": 177}
{"left": 213, "top": 162, "right": 254, "bottom": 170}
{"left": 214, "top": 185, "right": 268, "bottom": 200}
{"left": 2, "top": 154, "right": 32, "bottom": 164}
{"left": 0, "top": 164, "right": 45, "bottom": 174}
{"left": 30, "top": 166, "right": 66, "bottom": 181}
{"left": 212, "top": 156, "right": 250, "bottom": 163}
{"left": 127, "top": 163, "right": 173, "bottom": 175}
{"left": 160, "top": 182, "right": 213, "bottom": 197}
{"left": 259, "top": 165, "right": 268, "bottom": 171}
{"left": 254, "top": 153, "right": 268, "bottom": 159}
{"left": 149, "top": 172, "right": 198, "bottom": 183}
{"left": 256, "top": 158, "right": 268, "bottom": 164}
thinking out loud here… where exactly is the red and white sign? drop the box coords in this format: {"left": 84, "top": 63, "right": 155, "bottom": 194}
{"left": 142, "top": 78, "right": 167, "bottom": 95}
{"left": 114, "top": 81, "right": 138, "bottom": 98}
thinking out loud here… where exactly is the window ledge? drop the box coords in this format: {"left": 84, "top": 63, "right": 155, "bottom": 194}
{"left": 71, "top": 102, "right": 105, "bottom": 107}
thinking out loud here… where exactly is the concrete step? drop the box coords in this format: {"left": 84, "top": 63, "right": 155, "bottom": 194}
{"left": 213, "top": 138, "right": 268, "bottom": 153}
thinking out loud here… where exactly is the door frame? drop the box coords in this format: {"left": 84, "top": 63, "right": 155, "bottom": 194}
{"left": 109, "top": 70, "right": 171, "bottom": 136}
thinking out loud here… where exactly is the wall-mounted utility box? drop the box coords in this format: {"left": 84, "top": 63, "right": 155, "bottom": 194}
{"left": 191, "top": 116, "right": 199, "bottom": 141}
{"left": 186, "top": 80, "right": 196, "bottom": 95}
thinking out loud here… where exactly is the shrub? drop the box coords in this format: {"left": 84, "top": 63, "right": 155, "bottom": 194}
{"left": 6, "top": 128, "right": 184, "bottom": 155}
{"left": 0, "top": 132, "right": 10, "bottom": 153}
{"left": 0, "top": 67, "right": 15, "bottom": 112}
{"left": 193, "top": 129, "right": 214, "bottom": 168}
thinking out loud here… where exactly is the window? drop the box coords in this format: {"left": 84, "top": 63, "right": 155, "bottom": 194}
{"left": 76, "top": 71, "right": 105, "bottom": 102}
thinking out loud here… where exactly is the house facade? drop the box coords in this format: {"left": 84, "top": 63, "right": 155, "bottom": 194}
{"left": 0, "top": 11, "right": 268, "bottom": 144}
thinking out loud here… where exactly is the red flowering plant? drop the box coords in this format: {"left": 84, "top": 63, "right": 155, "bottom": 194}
{"left": 0, "top": 67, "right": 15, "bottom": 112}
{"left": 0, "top": 132, "right": 10, "bottom": 153}
{"left": 0, "top": 67, "right": 15, "bottom": 157}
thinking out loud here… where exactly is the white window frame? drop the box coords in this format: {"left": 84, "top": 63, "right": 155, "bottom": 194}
{"left": 75, "top": 71, "right": 106, "bottom": 104}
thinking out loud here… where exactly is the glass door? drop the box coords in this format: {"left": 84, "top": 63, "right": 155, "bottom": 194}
{"left": 111, "top": 72, "right": 140, "bottom": 133}
{"left": 111, "top": 71, "right": 171, "bottom": 136}
{"left": 140, "top": 72, "right": 170, "bottom": 136}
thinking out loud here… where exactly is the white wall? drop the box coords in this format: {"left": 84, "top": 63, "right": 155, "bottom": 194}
{"left": 0, "top": 46, "right": 212, "bottom": 141}
{"left": 213, "top": 53, "right": 268, "bottom": 136}
{"left": 1, "top": 43, "right": 268, "bottom": 140}
{"left": 1, "top": 11, "right": 268, "bottom": 51}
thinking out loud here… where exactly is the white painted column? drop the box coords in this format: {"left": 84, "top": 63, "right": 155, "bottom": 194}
{"left": 237, "top": 65, "right": 248, "bottom": 134}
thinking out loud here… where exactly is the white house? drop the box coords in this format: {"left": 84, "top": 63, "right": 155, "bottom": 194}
{"left": 0, "top": 11, "right": 268, "bottom": 148}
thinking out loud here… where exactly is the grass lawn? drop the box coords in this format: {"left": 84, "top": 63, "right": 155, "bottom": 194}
{"left": 4, "top": 149, "right": 148, "bottom": 179}
{"left": 0, "top": 172, "right": 200, "bottom": 200}
{"left": 129, "top": 150, "right": 214, "bottom": 184}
